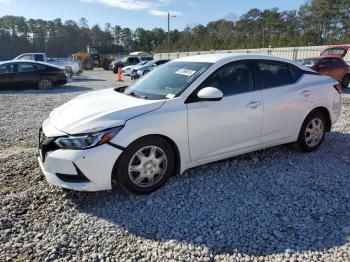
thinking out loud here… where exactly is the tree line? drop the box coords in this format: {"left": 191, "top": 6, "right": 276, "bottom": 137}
{"left": 0, "top": 0, "right": 349, "bottom": 60}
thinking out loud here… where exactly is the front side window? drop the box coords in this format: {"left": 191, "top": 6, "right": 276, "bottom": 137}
{"left": 18, "top": 54, "right": 32, "bottom": 60}
{"left": 0, "top": 64, "right": 13, "bottom": 74}
{"left": 257, "top": 61, "right": 291, "bottom": 89}
{"left": 318, "top": 59, "right": 332, "bottom": 69}
{"left": 201, "top": 61, "right": 254, "bottom": 96}
{"left": 125, "top": 61, "right": 212, "bottom": 99}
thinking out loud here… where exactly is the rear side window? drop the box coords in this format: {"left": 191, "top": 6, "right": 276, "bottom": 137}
{"left": 201, "top": 61, "right": 254, "bottom": 96}
{"left": 34, "top": 54, "right": 44, "bottom": 62}
{"left": 257, "top": 61, "right": 291, "bottom": 89}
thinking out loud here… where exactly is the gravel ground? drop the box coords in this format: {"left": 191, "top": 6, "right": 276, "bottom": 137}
{"left": 0, "top": 69, "right": 349, "bottom": 261}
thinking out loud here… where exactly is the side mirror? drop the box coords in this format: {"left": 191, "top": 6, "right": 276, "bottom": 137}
{"left": 197, "top": 87, "right": 223, "bottom": 101}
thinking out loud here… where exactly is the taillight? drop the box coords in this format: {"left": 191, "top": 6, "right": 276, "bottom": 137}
{"left": 333, "top": 83, "right": 342, "bottom": 94}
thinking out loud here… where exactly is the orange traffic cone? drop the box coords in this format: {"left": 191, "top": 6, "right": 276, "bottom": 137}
{"left": 117, "top": 66, "right": 123, "bottom": 82}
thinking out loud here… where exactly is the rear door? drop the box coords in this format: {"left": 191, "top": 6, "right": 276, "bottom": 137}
{"left": 256, "top": 60, "right": 310, "bottom": 144}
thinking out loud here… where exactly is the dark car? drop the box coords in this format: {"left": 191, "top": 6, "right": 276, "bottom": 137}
{"left": 112, "top": 56, "right": 141, "bottom": 73}
{"left": 0, "top": 60, "right": 67, "bottom": 89}
{"left": 131, "top": 59, "right": 171, "bottom": 79}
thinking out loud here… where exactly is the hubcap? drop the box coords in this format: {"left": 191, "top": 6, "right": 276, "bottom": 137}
{"left": 305, "top": 118, "right": 324, "bottom": 147}
{"left": 128, "top": 146, "right": 168, "bottom": 188}
{"left": 39, "top": 79, "right": 52, "bottom": 89}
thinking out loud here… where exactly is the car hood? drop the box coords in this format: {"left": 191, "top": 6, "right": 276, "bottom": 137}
{"left": 49, "top": 88, "right": 165, "bottom": 135}
{"left": 138, "top": 65, "right": 152, "bottom": 70}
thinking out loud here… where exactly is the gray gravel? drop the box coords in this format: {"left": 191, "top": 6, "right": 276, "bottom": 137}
{"left": 0, "top": 69, "right": 349, "bottom": 261}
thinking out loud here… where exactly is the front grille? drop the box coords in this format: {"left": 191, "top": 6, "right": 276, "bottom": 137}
{"left": 38, "top": 128, "right": 59, "bottom": 162}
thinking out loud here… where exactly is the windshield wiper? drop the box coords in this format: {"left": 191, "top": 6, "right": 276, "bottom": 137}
{"left": 128, "top": 92, "right": 148, "bottom": 99}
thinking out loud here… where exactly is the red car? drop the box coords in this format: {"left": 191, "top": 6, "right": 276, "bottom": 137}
{"left": 299, "top": 45, "right": 350, "bottom": 89}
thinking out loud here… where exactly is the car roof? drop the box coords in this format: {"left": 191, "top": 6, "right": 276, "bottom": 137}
{"left": 0, "top": 60, "right": 64, "bottom": 69}
{"left": 323, "top": 45, "right": 349, "bottom": 51}
{"left": 175, "top": 53, "right": 313, "bottom": 71}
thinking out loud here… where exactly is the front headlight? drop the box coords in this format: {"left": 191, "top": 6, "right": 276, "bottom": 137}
{"left": 54, "top": 126, "right": 123, "bottom": 150}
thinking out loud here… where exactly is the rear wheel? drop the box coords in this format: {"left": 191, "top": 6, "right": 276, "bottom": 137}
{"left": 296, "top": 111, "right": 326, "bottom": 152}
{"left": 143, "top": 70, "right": 150, "bottom": 75}
{"left": 114, "top": 136, "right": 175, "bottom": 194}
{"left": 37, "top": 78, "right": 53, "bottom": 89}
{"left": 342, "top": 74, "right": 350, "bottom": 88}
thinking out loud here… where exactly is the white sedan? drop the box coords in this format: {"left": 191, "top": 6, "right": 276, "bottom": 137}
{"left": 38, "top": 54, "right": 341, "bottom": 194}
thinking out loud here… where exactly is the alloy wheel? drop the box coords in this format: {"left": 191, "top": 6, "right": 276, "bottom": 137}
{"left": 304, "top": 118, "right": 324, "bottom": 147}
{"left": 38, "top": 79, "right": 53, "bottom": 89}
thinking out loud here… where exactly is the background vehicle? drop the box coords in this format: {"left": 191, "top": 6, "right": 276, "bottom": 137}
{"left": 72, "top": 46, "right": 117, "bottom": 71}
{"left": 299, "top": 56, "right": 350, "bottom": 89}
{"left": 134, "top": 59, "right": 170, "bottom": 78}
{"left": 38, "top": 54, "right": 341, "bottom": 194}
{"left": 320, "top": 45, "right": 349, "bottom": 59}
{"left": 0, "top": 60, "right": 67, "bottom": 89}
{"left": 14, "top": 53, "right": 82, "bottom": 78}
{"left": 122, "top": 61, "right": 148, "bottom": 76}
{"left": 112, "top": 56, "right": 141, "bottom": 73}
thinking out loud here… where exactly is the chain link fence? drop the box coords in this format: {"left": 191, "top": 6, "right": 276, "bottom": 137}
{"left": 154, "top": 45, "right": 350, "bottom": 64}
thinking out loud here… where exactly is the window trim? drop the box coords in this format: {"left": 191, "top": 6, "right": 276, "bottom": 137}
{"left": 185, "top": 59, "right": 256, "bottom": 104}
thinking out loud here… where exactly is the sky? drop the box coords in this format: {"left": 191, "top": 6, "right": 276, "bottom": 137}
{"left": 0, "top": 0, "right": 306, "bottom": 30}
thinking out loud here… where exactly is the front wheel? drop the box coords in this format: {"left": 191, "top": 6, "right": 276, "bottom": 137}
{"left": 37, "top": 78, "right": 53, "bottom": 89}
{"left": 296, "top": 111, "right": 326, "bottom": 152}
{"left": 114, "top": 136, "right": 175, "bottom": 194}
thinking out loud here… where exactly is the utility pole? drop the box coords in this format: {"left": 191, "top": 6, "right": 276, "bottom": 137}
{"left": 167, "top": 12, "right": 170, "bottom": 53}
{"left": 167, "top": 12, "right": 176, "bottom": 54}
{"left": 262, "top": 27, "right": 269, "bottom": 49}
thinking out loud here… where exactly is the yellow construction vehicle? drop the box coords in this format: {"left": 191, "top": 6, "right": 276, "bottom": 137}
{"left": 72, "top": 46, "right": 116, "bottom": 70}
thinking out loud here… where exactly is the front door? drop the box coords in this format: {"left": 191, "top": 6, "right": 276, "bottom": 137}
{"left": 187, "top": 60, "right": 263, "bottom": 161}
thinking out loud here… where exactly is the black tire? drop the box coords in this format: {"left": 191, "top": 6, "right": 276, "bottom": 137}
{"left": 114, "top": 136, "right": 175, "bottom": 194}
{"left": 342, "top": 74, "right": 350, "bottom": 88}
{"left": 143, "top": 70, "right": 150, "bottom": 75}
{"left": 83, "top": 59, "right": 94, "bottom": 70}
{"left": 102, "top": 61, "right": 111, "bottom": 71}
{"left": 65, "top": 69, "right": 73, "bottom": 79}
{"left": 295, "top": 111, "right": 326, "bottom": 152}
{"left": 37, "top": 78, "right": 53, "bottom": 89}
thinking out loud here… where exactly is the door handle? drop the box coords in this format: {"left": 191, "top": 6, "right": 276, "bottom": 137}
{"left": 300, "top": 90, "right": 311, "bottom": 97}
{"left": 246, "top": 101, "right": 261, "bottom": 109}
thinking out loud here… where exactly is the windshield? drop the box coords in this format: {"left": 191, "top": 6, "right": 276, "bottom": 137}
{"left": 125, "top": 61, "right": 213, "bottom": 100}
{"left": 144, "top": 60, "right": 155, "bottom": 66}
